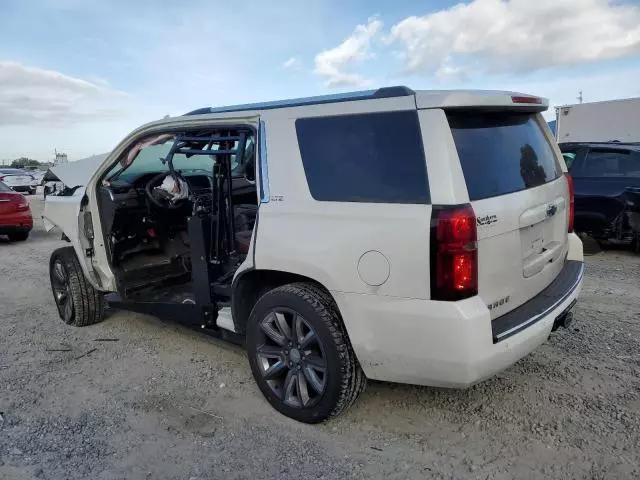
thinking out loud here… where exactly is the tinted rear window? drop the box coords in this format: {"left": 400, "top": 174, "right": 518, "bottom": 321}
{"left": 295, "top": 111, "right": 429, "bottom": 204}
{"left": 448, "top": 112, "right": 561, "bottom": 201}
{"left": 579, "top": 150, "right": 640, "bottom": 177}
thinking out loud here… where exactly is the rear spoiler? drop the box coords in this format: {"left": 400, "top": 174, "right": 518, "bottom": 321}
{"left": 416, "top": 91, "right": 548, "bottom": 112}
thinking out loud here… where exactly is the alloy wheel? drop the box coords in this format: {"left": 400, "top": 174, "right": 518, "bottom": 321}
{"left": 255, "top": 308, "right": 327, "bottom": 408}
{"left": 51, "top": 259, "right": 74, "bottom": 323}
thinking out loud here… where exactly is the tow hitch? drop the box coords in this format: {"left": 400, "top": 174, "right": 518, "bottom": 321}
{"left": 552, "top": 300, "right": 577, "bottom": 331}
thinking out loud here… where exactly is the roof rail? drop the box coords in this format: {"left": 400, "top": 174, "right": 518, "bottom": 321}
{"left": 185, "top": 86, "right": 415, "bottom": 116}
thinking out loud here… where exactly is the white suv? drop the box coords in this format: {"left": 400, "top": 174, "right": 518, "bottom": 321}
{"left": 43, "top": 87, "right": 584, "bottom": 423}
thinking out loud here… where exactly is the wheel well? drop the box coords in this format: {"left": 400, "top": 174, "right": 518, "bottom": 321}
{"left": 231, "top": 270, "right": 334, "bottom": 334}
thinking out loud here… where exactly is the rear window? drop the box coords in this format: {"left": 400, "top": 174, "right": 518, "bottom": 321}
{"left": 0, "top": 181, "right": 12, "bottom": 192}
{"left": 579, "top": 150, "right": 640, "bottom": 177}
{"left": 295, "top": 111, "right": 429, "bottom": 204}
{"left": 448, "top": 112, "right": 561, "bottom": 201}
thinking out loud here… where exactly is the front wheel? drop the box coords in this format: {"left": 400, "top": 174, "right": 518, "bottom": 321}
{"left": 246, "top": 283, "right": 366, "bottom": 423}
{"left": 49, "top": 247, "right": 104, "bottom": 327}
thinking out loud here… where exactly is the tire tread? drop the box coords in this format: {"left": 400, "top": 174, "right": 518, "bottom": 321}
{"left": 269, "top": 282, "right": 366, "bottom": 420}
{"left": 50, "top": 247, "right": 104, "bottom": 327}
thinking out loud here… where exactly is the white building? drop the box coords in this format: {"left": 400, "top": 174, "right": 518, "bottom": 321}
{"left": 54, "top": 152, "right": 68, "bottom": 166}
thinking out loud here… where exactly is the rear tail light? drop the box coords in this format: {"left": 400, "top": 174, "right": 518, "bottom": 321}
{"left": 16, "top": 195, "right": 29, "bottom": 211}
{"left": 511, "top": 95, "right": 542, "bottom": 104}
{"left": 430, "top": 204, "right": 478, "bottom": 301}
{"left": 10, "top": 194, "right": 29, "bottom": 211}
{"left": 565, "top": 173, "right": 574, "bottom": 233}
{"left": 0, "top": 193, "right": 29, "bottom": 211}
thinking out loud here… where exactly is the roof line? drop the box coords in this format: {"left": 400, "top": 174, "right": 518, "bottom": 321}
{"left": 184, "top": 86, "right": 414, "bottom": 116}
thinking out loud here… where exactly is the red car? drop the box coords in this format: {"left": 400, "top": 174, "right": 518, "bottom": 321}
{"left": 0, "top": 180, "right": 33, "bottom": 241}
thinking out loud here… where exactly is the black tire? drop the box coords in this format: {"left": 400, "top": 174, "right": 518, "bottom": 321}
{"left": 8, "top": 231, "right": 29, "bottom": 241}
{"left": 49, "top": 247, "right": 104, "bottom": 327}
{"left": 246, "top": 283, "right": 366, "bottom": 423}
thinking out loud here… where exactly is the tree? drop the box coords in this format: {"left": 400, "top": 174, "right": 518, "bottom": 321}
{"left": 11, "top": 157, "right": 42, "bottom": 169}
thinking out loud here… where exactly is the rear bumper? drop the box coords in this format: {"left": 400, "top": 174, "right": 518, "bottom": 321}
{"left": 0, "top": 211, "right": 33, "bottom": 233}
{"left": 334, "top": 260, "right": 584, "bottom": 388}
{"left": 492, "top": 260, "right": 583, "bottom": 342}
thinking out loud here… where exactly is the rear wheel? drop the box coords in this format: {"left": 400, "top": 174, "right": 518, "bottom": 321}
{"left": 8, "top": 231, "right": 29, "bottom": 241}
{"left": 49, "top": 247, "right": 104, "bottom": 326}
{"left": 246, "top": 283, "right": 366, "bottom": 423}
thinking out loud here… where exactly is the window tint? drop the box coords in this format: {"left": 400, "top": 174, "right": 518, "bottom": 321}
{"left": 580, "top": 150, "right": 640, "bottom": 177}
{"left": 295, "top": 111, "right": 429, "bottom": 204}
{"left": 447, "top": 112, "right": 561, "bottom": 201}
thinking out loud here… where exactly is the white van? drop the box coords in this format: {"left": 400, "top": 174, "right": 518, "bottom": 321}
{"left": 43, "top": 87, "right": 584, "bottom": 423}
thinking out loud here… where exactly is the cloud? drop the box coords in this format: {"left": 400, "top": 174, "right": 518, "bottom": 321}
{"left": 314, "top": 17, "right": 382, "bottom": 87}
{"left": 387, "top": 0, "right": 640, "bottom": 77}
{"left": 0, "top": 61, "right": 128, "bottom": 126}
{"left": 434, "top": 58, "right": 468, "bottom": 83}
{"left": 282, "top": 57, "right": 300, "bottom": 69}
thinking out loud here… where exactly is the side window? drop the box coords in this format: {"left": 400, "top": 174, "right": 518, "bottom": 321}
{"left": 581, "top": 150, "right": 640, "bottom": 177}
{"left": 295, "top": 111, "right": 429, "bottom": 204}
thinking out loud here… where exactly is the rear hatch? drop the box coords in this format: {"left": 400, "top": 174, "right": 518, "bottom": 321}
{"left": 447, "top": 110, "right": 569, "bottom": 317}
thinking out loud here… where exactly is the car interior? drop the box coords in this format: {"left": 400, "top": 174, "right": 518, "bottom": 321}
{"left": 96, "top": 127, "right": 258, "bottom": 303}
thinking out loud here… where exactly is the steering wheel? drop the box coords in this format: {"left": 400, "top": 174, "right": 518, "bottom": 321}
{"left": 144, "top": 172, "right": 187, "bottom": 210}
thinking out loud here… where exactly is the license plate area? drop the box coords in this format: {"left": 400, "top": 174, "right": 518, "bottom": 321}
{"left": 521, "top": 220, "right": 548, "bottom": 259}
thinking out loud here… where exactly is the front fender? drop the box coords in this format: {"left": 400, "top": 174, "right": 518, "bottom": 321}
{"left": 43, "top": 189, "right": 105, "bottom": 291}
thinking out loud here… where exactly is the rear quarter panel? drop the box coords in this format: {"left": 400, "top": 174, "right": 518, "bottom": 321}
{"left": 254, "top": 97, "right": 433, "bottom": 300}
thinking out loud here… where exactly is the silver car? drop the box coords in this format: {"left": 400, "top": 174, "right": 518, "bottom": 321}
{"left": 0, "top": 168, "right": 37, "bottom": 194}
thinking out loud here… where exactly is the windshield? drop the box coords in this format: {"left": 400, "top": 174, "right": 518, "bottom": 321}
{"left": 107, "top": 133, "right": 255, "bottom": 183}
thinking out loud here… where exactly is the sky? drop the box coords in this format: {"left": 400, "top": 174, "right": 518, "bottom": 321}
{"left": 1, "top": 0, "right": 639, "bottom": 162}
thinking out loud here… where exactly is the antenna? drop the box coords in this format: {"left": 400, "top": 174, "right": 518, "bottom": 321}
{"left": 577, "top": 90, "right": 583, "bottom": 104}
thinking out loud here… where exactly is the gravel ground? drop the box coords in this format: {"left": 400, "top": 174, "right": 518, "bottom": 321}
{"left": 1, "top": 196, "right": 639, "bottom": 480}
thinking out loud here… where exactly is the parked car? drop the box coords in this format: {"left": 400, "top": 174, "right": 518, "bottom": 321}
{"left": 0, "top": 168, "right": 37, "bottom": 194}
{"left": 560, "top": 142, "right": 640, "bottom": 250}
{"left": 28, "top": 169, "right": 46, "bottom": 185}
{"left": 42, "top": 87, "right": 584, "bottom": 423}
{"left": 0, "top": 180, "right": 33, "bottom": 241}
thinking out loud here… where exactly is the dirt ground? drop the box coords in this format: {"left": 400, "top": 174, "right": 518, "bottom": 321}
{"left": 1, "top": 195, "right": 639, "bottom": 480}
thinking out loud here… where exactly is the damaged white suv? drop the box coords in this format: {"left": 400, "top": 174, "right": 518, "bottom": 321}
{"left": 43, "top": 87, "right": 584, "bottom": 423}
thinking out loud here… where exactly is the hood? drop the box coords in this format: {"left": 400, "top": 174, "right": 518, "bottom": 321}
{"left": 50, "top": 153, "right": 109, "bottom": 188}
